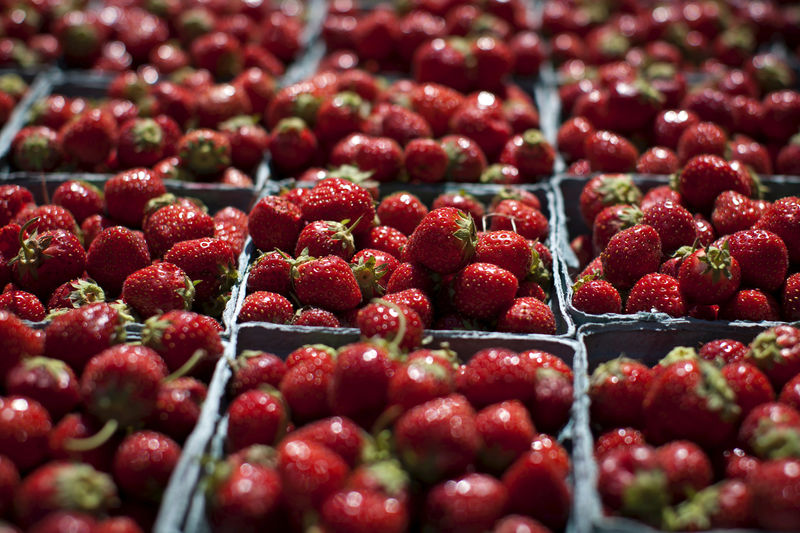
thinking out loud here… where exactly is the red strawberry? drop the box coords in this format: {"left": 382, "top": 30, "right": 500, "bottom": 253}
{"left": 51, "top": 181, "right": 103, "bottom": 225}
{"left": 321, "top": 488, "right": 408, "bottom": 533}
{"left": 450, "top": 98, "right": 511, "bottom": 161}
{"left": 0, "top": 288, "right": 44, "bottom": 321}
{"left": 104, "top": 169, "right": 167, "bottom": 228}
{"left": 557, "top": 116, "right": 594, "bottom": 162}
{"left": 720, "top": 289, "right": 780, "bottom": 321}
{"left": 292, "top": 255, "right": 362, "bottom": 312}
{"left": 289, "top": 417, "right": 364, "bottom": 468}
{"left": 247, "top": 251, "right": 291, "bottom": 296}
{"left": 388, "top": 356, "right": 454, "bottom": 412}
{"left": 643, "top": 358, "right": 740, "bottom": 448}
{"left": 164, "top": 237, "right": 236, "bottom": 308}
{"left": 0, "top": 395, "right": 50, "bottom": 471}
{"left": 94, "top": 517, "right": 144, "bottom": 533}
{"left": 11, "top": 229, "right": 85, "bottom": 299}
{"left": 405, "top": 207, "right": 476, "bottom": 275}
{"left": 590, "top": 357, "right": 653, "bottom": 430}
{"left": 626, "top": 273, "right": 687, "bottom": 317}
{"left": 497, "top": 297, "right": 556, "bottom": 334}
{"left": 756, "top": 197, "right": 800, "bottom": 265}
{"left": 238, "top": 291, "right": 293, "bottom": 324}
{"left": 699, "top": 339, "right": 749, "bottom": 365}
{"left": 476, "top": 400, "right": 535, "bottom": 472}
{"left": 776, "top": 136, "right": 800, "bottom": 175}
{"left": 143, "top": 203, "right": 215, "bottom": 259}
{"left": 194, "top": 83, "right": 252, "bottom": 130}
{"left": 280, "top": 359, "right": 335, "bottom": 424}
{"left": 113, "top": 431, "right": 179, "bottom": 502}
{"left": 229, "top": 351, "right": 285, "bottom": 397}
{"left": 11, "top": 126, "right": 61, "bottom": 172}
{"left": 86, "top": 227, "right": 150, "bottom": 295}
{"left": 116, "top": 118, "right": 167, "bottom": 169}
{"left": 640, "top": 201, "right": 695, "bottom": 253}
{"left": 141, "top": 310, "right": 222, "bottom": 376}
{"left": 5, "top": 357, "right": 79, "bottom": 421}
{"left": 677, "top": 154, "right": 750, "bottom": 212}
{"left": 498, "top": 129, "right": 554, "bottom": 181}
{"left": 58, "top": 109, "right": 117, "bottom": 168}
{"left": 300, "top": 178, "right": 375, "bottom": 237}
{"left": 584, "top": 130, "right": 638, "bottom": 172}
{"left": 148, "top": 377, "right": 207, "bottom": 442}
{"left": 640, "top": 186, "right": 683, "bottom": 213}
{"left": 43, "top": 302, "right": 127, "bottom": 372}
{"left": 394, "top": 394, "right": 480, "bottom": 484}
{"left": 295, "top": 220, "right": 357, "bottom": 260}
{"left": 572, "top": 276, "right": 622, "bottom": 314}
{"left": 452, "top": 263, "right": 518, "bottom": 320}
{"left": 227, "top": 388, "right": 287, "bottom": 452}
{"left": 784, "top": 273, "right": 800, "bottom": 321}
{"left": 656, "top": 440, "right": 713, "bottom": 501}
{"left": 594, "top": 428, "right": 646, "bottom": 458}
{"left": 503, "top": 447, "right": 571, "bottom": 530}
{"left": 212, "top": 206, "right": 248, "bottom": 256}
{"left": 15, "top": 462, "right": 116, "bottom": 527}
{"left": 494, "top": 515, "right": 551, "bottom": 533}
{"left": 328, "top": 342, "right": 394, "bottom": 427}
{"left": 278, "top": 438, "right": 348, "bottom": 511}
{"left": 0, "top": 455, "right": 17, "bottom": 518}
{"left": 13, "top": 205, "right": 78, "bottom": 236}
{"left": 293, "top": 307, "right": 341, "bottom": 327}
{"left": 474, "top": 230, "right": 531, "bottom": 281}
{"left": 413, "top": 38, "right": 472, "bottom": 93}
{"left": 489, "top": 200, "right": 548, "bottom": 241}
{"left": 268, "top": 118, "right": 317, "bottom": 174}
{"left": 177, "top": 129, "right": 231, "bottom": 177}
{"left": 410, "top": 83, "right": 463, "bottom": 137}
{"left": 424, "top": 473, "right": 507, "bottom": 533}
{"left": 404, "top": 138, "right": 448, "bottom": 183}
{"left": 761, "top": 90, "right": 800, "bottom": 142}
{"left": 597, "top": 445, "right": 668, "bottom": 523}
{"left": 711, "top": 191, "right": 763, "bottom": 236}
{"left": 748, "top": 325, "right": 800, "bottom": 389}
{"left": 247, "top": 196, "right": 302, "bottom": 253}
{"left": 579, "top": 174, "right": 642, "bottom": 226}
{"left": 27, "top": 511, "right": 96, "bottom": 533}
{"left": 439, "top": 135, "right": 487, "bottom": 183}
{"left": 361, "top": 226, "right": 408, "bottom": 260}
{"left": 600, "top": 225, "right": 662, "bottom": 290}
{"left": 366, "top": 104, "right": 433, "bottom": 147}
{"left": 355, "top": 301, "right": 423, "bottom": 351}
{"left": 432, "top": 192, "right": 485, "bottom": 224}
{"left": 676, "top": 121, "right": 728, "bottom": 163}
{"left": 721, "top": 362, "right": 774, "bottom": 418}
{"left": 749, "top": 458, "right": 800, "bottom": 530}
{"left": 635, "top": 147, "right": 679, "bottom": 174}
{"left": 315, "top": 91, "right": 368, "bottom": 145}
{"left": 122, "top": 262, "right": 195, "bottom": 318}
{"left": 0, "top": 186, "right": 32, "bottom": 228}
{"left": 377, "top": 192, "right": 428, "bottom": 236}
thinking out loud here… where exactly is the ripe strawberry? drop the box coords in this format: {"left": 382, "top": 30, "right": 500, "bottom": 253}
{"left": 300, "top": 178, "right": 376, "bottom": 238}
{"left": 409, "top": 83, "right": 462, "bottom": 137}
{"left": 432, "top": 192, "right": 485, "bottom": 225}
{"left": 366, "top": 104, "right": 433, "bottom": 147}
{"left": 5, "top": 356, "right": 79, "bottom": 421}
{"left": 95, "top": 517, "right": 144, "bottom": 533}
{"left": 424, "top": 473, "right": 507, "bottom": 533}
{"left": 635, "top": 147, "right": 679, "bottom": 174}
{"left": 497, "top": 297, "right": 556, "bottom": 334}
{"left": 314, "top": 91, "right": 368, "bottom": 145}
{"left": 590, "top": 357, "right": 653, "bottom": 430}
{"left": 473, "top": 231, "right": 530, "bottom": 282}
{"left": 503, "top": 447, "right": 571, "bottom": 530}
{"left": 678, "top": 244, "right": 742, "bottom": 305}
{"left": 452, "top": 263, "right": 518, "bottom": 320}
{"left": 0, "top": 395, "right": 50, "bottom": 471}
{"left": 584, "top": 130, "right": 638, "bottom": 173}
{"left": 640, "top": 186, "right": 683, "bottom": 213}
{"left": 756, "top": 197, "right": 800, "bottom": 265}
{"left": 726, "top": 229, "right": 791, "bottom": 295}
{"left": 144, "top": 203, "right": 215, "bottom": 259}
{"left": 776, "top": 136, "right": 800, "bottom": 175}
{"left": 115, "top": 118, "right": 166, "bottom": 169}
{"left": 211, "top": 206, "right": 248, "bottom": 257}
{"left": 677, "top": 154, "right": 750, "bottom": 212}
{"left": 10, "top": 229, "right": 85, "bottom": 299}
{"left": 439, "top": 135, "right": 487, "bottom": 183}
{"left": 58, "top": 109, "right": 117, "bottom": 168}
{"left": 268, "top": 118, "right": 317, "bottom": 175}
{"left": 141, "top": 310, "right": 222, "bottom": 377}
{"left": 643, "top": 358, "right": 740, "bottom": 448}
{"left": 321, "top": 488, "right": 408, "bottom": 533}
{"left": 676, "top": 121, "right": 728, "bottom": 163}
{"left": 280, "top": 358, "right": 335, "bottom": 423}
{"left": 711, "top": 191, "right": 763, "bottom": 236}
{"left": 640, "top": 201, "right": 695, "bottom": 253}
{"left": 289, "top": 417, "right": 364, "bottom": 469}
{"left": 295, "top": 220, "right": 357, "bottom": 260}
{"left": 355, "top": 301, "right": 423, "bottom": 351}
{"left": 494, "top": 515, "right": 551, "bottom": 533}
{"left": 597, "top": 445, "right": 668, "bottom": 523}
{"left": 388, "top": 356, "right": 454, "bottom": 412}
{"left": 656, "top": 441, "right": 713, "bottom": 501}
{"left": 572, "top": 276, "right": 621, "bottom": 314}
{"left": 0, "top": 187, "right": 32, "bottom": 229}
{"left": 164, "top": 237, "right": 236, "bottom": 309}
{"left": 783, "top": 273, "right": 800, "bottom": 321}
{"left": 122, "top": 262, "right": 194, "bottom": 318}
{"left": 394, "top": 394, "right": 479, "bottom": 484}
{"left": 226, "top": 387, "right": 287, "bottom": 452}
{"left": 217, "top": 116, "right": 269, "bottom": 171}
{"left": 147, "top": 377, "right": 207, "bottom": 442}
{"left": 489, "top": 200, "right": 549, "bottom": 242}
{"left": 278, "top": 438, "right": 349, "bottom": 511}
{"left": 247, "top": 196, "right": 302, "bottom": 253}
{"left": 11, "top": 126, "right": 61, "bottom": 171}
{"left": 50, "top": 181, "right": 102, "bottom": 225}
{"left": 113, "top": 430, "right": 179, "bottom": 502}
{"left": 328, "top": 342, "right": 394, "bottom": 427}
{"left": 405, "top": 207, "right": 476, "bottom": 275}
{"left": 729, "top": 135, "right": 772, "bottom": 174}
{"left": 600, "top": 225, "right": 662, "bottom": 290}
{"left": 749, "top": 458, "right": 800, "bottom": 529}
{"left": 43, "top": 303, "right": 127, "bottom": 372}
{"left": 579, "top": 174, "right": 642, "bottom": 226}
{"left": 292, "top": 255, "right": 362, "bottom": 312}
{"left": 626, "top": 273, "right": 687, "bottom": 317}
{"left": 594, "top": 428, "right": 646, "bottom": 458}
{"left": 13, "top": 205, "right": 78, "bottom": 236}
{"left": 26, "top": 511, "right": 96, "bottom": 533}
{"left": 721, "top": 362, "right": 774, "bottom": 418}
{"left": 377, "top": 193, "right": 428, "bottom": 236}
{"left": 557, "top": 116, "right": 594, "bottom": 162}
{"left": 761, "top": 90, "right": 800, "bottom": 142}
{"left": 230, "top": 351, "right": 286, "bottom": 397}
{"left": 176, "top": 129, "right": 231, "bottom": 178}
{"left": 382, "top": 288, "right": 432, "bottom": 328}
{"left": 104, "top": 169, "right": 167, "bottom": 228}
{"left": 14, "top": 462, "right": 117, "bottom": 527}
{"left": 293, "top": 307, "right": 340, "bottom": 327}
{"left": 247, "top": 251, "right": 291, "bottom": 296}
{"left": 699, "top": 339, "right": 749, "bottom": 365}
{"left": 403, "top": 138, "right": 447, "bottom": 183}
{"left": 748, "top": 325, "right": 800, "bottom": 389}
{"left": 85, "top": 227, "right": 150, "bottom": 295}
{"left": 591, "top": 204, "right": 641, "bottom": 255}
{"left": 194, "top": 83, "right": 252, "bottom": 130}
{"left": 498, "top": 129, "right": 554, "bottom": 181}
{"left": 0, "top": 287, "right": 44, "bottom": 321}
{"left": 476, "top": 400, "right": 535, "bottom": 473}
{"left": 238, "top": 291, "right": 293, "bottom": 324}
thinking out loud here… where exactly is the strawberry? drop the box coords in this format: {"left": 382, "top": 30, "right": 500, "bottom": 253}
{"left": 227, "top": 387, "right": 287, "bottom": 452}
{"left": 355, "top": 301, "right": 423, "bottom": 351}
{"left": 328, "top": 342, "right": 394, "bottom": 427}
{"left": 247, "top": 196, "right": 302, "bottom": 254}
{"left": 104, "top": 169, "right": 167, "bottom": 228}
{"left": 0, "top": 288, "right": 44, "bottom": 321}
{"left": 382, "top": 288, "right": 432, "bottom": 327}
{"left": 141, "top": 310, "right": 222, "bottom": 376}
{"left": 440, "top": 135, "right": 487, "bottom": 183}
{"left": 113, "top": 430, "right": 179, "bottom": 502}
{"left": 497, "top": 297, "right": 556, "bottom": 334}
{"left": 394, "top": 394, "right": 479, "bottom": 484}
{"left": 498, "top": 129, "right": 554, "bottom": 181}
{"left": 640, "top": 201, "right": 695, "bottom": 253}
{"left": 749, "top": 459, "right": 800, "bottom": 529}
{"left": 476, "top": 400, "right": 535, "bottom": 472}
{"left": 288, "top": 417, "right": 364, "bottom": 469}
{"left": 676, "top": 154, "right": 751, "bottom": 212}
{"left": 635, "top": 147, "right": 679, "bottom": 174}
{"left": 405, "top": 207, "right": 476, "bottom": 275}
{"left": 591, "top": 204, "right": 642, "bottom": 255}
{"left": 0, "top": 186, "right": 32, "bottom": 227}
{"left": 11, "top": 126, "right": 61, "bottom": 171}
{"left": 626, "top": 273, "right": 687, "bottom": 317}
{"left": 144, "top": 203, "right": 215, "bottom": 259}
{"left": 600, "top": 225, "right": 662, "bottom": 290}
{"left": 27, "top": 512, "right": 97, "bottom": 533}
{"left": 643, "top": 358, "right": 740, "bottom": 448}
{"left": 95, "top": 517, "right": 144, "bottom": 533}
{"left": 676, "top": 121, "right": 728, "bottom": 163}
{"left": 321, "top": 488, "right": 408, "bottom": 533}
{"left": 278, "top": 438, "right": 348, "bottom": 511}
{"left": 212, "top": 207, "right": 248, "bottom": 256}
{"left": 776, "top": 136, "right": 800, "bottom": 175}
{"left": 721, "top": 288, "right": 781, "bottom": 321}
{"left": 784, "top": 273, "right": 800, "bottom": 321}
{"left": 729, "top": 135, "right": 772, "bottom": 174}
{"left": 711, "top": 191, "right": 763, "bottom": 236}
{"left": 452, "top": 263, "right": 518, "bottom": 320}
{"left": 115, "top": 118, "right": 166, "bottom": 169}
{"left": 494, "top": 516, "right": 551, "bottom": 533}
{"left": 366, "top": 104, "right": 433, "bottom": 147}
{"left": 664, "top": 479, "right": 756, "bottom": 530}
{"left": 780, "top": 373, "right": 800, "bottom": 411}
{"left": 238, "top": 291, "right": 293, "bottom": 324}
{"left": 58, "top": 108, "right": 117, "bottom": 168}
{"left": 193, "top": 83, "right": 252, "bottom": 130}
{"left": 473, "top": 231, "right": 531, "bottom": 281}
{"left": 147, "top": 377, "right": 207, "bottom": 442}
{"left": 14, "top": 462, "right": 117, "bottom": 527}
{"left": 280, "top": 358, "right": 335, "bottom": 423}
{"left": 292, "top": 255, "right": 362, "bottom": 312}
{"left": 590, "top": 357, "right": 653, "bottom": 430}
{"left": 404, "top": 139, "right": 448, "bottom": 183}
{"left": 51, "top": 181, "right": 103, "bottom": 225}
{"left": 503, "top": 447, "right": 571, "bottom": 530}
{"left": 580, "top": 174, "right": 642, "bottom": 226}
{"left": 597, "top": 445, "right": 668, "bottom": 523}
{"left": 721, "top": 362, "right": 774, "bottom": 419}
{"left": 10, "top": 228, "right": 85, "bottom": 299}
{"left": 656, "top": 440, "right": 713, "bottom": 501}
{"left": 606, "top": 79, "right": 664, "bottom": 134}
{"left": 230, "top": 351, "right": 285, "bottom": 397}
{"left": 315, "top": 92, "right": 369, "bottom": 145}
{"left": 295, "top": 220, "right": 357, "bottom": 260}
{"left": 0, "top": 455, "right": 16, "bottom": 518}
{"left": 377, "top": 192, "right": 428, "bottom": 236}
{"left": 761, "top": 90, "right": 800, "bottom": 142}
{"left": 594, "top": 428, "right": 646, "bottom": 458}
{"left": 0, "top": 395, "right": 50, "bottom": 471}
{"left": 413, "top": 37, "right": 472, "bottom": 93}
{"left": 449, "top": 98, "right": 511, "bottom": 161}
{"left": 489, "top": 200, "right": 549, "bottom": 241}
{"left": 176, "top": 129, "right": 231, "bottom": 178}
{"left": 293, "top": 307, "right": 340, "bottom": 327}
{"left": 121, "top": 262, "right": 195, "bottom": 318}
{"left": 5, "top": 357, "right": 79, "bottom": 421}
{"left": 755, "top": 197, "right": 800, "bottom": 265}
{"left": 432, "top": 192, "right": 485, "bottom": 224}
{"left": 14, "top": 205, "right": 78, "bottom": 236}
{"left": 584, "top": 130, "right": 638, "bottom": 173}
{"left": 43, "top": 303, "right": 127, "bottom": 372}
{"left": 572, "top": 276, "right": 621, "bottom": 315}
{"left": 217, "top": 116, "right": 269, "bottom": 171}
{"left": 424, "top": 473, "right": 507, "bottom": 533}
{"left": 268, "top": 118, "right": 317, "bottom": 174}
{"left": 699, "top": 339, "right": 749, "bottom": 365}
{"left": 247, "top": 251, "right": 291, "bottom": 296}
{"left": 164, "top": 237, "right": 236, "bottom": 309}
{"left": 557, "top": 116, "right": 594, "bottom": 162}
{"left": 388, "top": 356, "right": 454, "bottom": 412}
{"left": 678, "top": 243, "right": 741, "bottom": 305}
{"left": 300, "top": 178, "right": 376, "bottom": 238}
{"left": 86, "top": 227, "right": 151, "bottom": 295}
{"left": 748, "top": 325, "right": 800, "bottom": 389}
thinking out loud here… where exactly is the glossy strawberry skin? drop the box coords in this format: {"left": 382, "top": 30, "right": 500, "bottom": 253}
{"left": 86, "top": 227, "right": 151, "bottom": 295}
{"left": 121, "top": 262, "right": 194, "bottom": 319}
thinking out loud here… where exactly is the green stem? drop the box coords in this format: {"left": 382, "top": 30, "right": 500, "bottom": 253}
{"left": 164, "top": 349, "right": 205, "bottom": 382}
{"left": 65, "top": 419, "right": 119, "bottom": 452}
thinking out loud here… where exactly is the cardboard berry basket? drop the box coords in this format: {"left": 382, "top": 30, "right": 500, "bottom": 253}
{"left": 572, "top": 321, "right": 785, "bottom": 533}
{"left": 2, "top": 173, "right": 269, "bottom": 336}
{"left": 554, "top": 173, "right": 800, "bottom": 327}
{"left": 161, "top": 321, "right": 585, "bottom": 533}
{"left": 236, "top": 180, "right": 576, "bottom": 337}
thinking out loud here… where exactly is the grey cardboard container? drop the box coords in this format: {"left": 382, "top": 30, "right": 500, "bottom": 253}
{"left": 174, "top": 321, "right": 584, "bottom": 533}
{"left": 0, "top": 69, "right": 53, "bottom": 164}
{"left": 574, "top": 321, "right": 785, "bottom": 533}
{"left": 554, "top": 173, "right": 800, "bottom": 327}
{"left": 237, "top": 181, "right": 575, "bottom": 337}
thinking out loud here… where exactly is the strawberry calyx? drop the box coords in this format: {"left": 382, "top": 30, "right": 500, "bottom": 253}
{"left": 292, "top": 93, "right": 322, "bottom": 127}
{"left": 179, "top": 135, "right": 231, "bottom": 176}
{"left": 618, "top": 205, "right": 644, "bottom": 227}
{"left": 597, "top": 176, "right": 642, "bottom": 206}
{"left": 590, "top": 356, "right": 637, "bottom": 388}
{"left": 0, "top": 73, "right": 26, "bottom": 100}
{"left": 275, "top": 117, "right": 309, "bottom": 135}
{"left": 68, "top": 279, "right": 106, "bottom": 307}
{"left": 480, "top": 164, "right": 507, "bottom": 184}
{"left": 19, "top": 131, "right": 58, "bottom": 171}
{"left": 753, "top": 61, "right": 793, "bottom": 93}
{"left": 327, "top": 217, "right": 361, "bottom": 256}
{"left": 332, "top": 91, "right": 370, "bottom": 117}
{"left": 528, "top": 245, "right": 551, "bottom": 288}
{"left": 220, "top": 115, "right": 259, "bottom": 132}
{"left": 695, "top": 360, "right": 740, "bottom": 423}
{"left": 175, "top": 275, "right": 197, "bottom": 310}
{"left": 328, "top": 164, "right": 374, "bottom": 185}
{"left": 236, "top": 444, "right": 279, "bottom": 469}
{"left": 358, "top": 459, "right": 410, "bottom": 497}
{"left": 572, "top": 272, "right": 599, "bottom": 293}
{"left": 53, "top": 463, "right": 119, "bottom": 513}
{"left": 522, "top": 129, "right": 546, "bottom": 148}
{"left": 351, "top": 254, "right": 388, "bottom": 300}
{"left": 22, "top": 356, "right": 73, "bottom": 383}
{"left": 657, "top": 346, "right": 699, "bottom": 368}
{"left": 109, "top": 299, "right": 135, "bottom": 326}
{"left": 141, "top": 315, "right": 171, "bottom": 350}
{"left": 9, "top": 218, "right": 53, "bottom": 279}
{"left": 751, "top": 420, "right": 800, "bottom": 460}
{"left": 453, "top": 209, "right": 478, "bottom": 258}
{"left": 698, "top": 242, "right": 734, "bottom": 282}
{"left": 661, "top": 484, "right": 721, "bottom": 531}
{"left": 720, "top": 25, "right": 755, "bottom": 52}
{"left": 63, "top": 22, "right": 100, "bottom": 57}
{"left": 632, "top": 78, "right": 665, "bottom": 106}
{"left": 644, "top": 62, "right": 676, "bottom": 81}
{"left": 599, "top": 30, "right": 630, "bottom": 58}
{"left": 131, "top": 118, "right": 164, "bottom": 152}
{"left": 620, "top": 468, "right": 670, "bottom": 524}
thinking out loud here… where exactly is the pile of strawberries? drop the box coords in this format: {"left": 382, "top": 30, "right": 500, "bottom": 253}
{"left": 0, "top": 0, "right": 303, "bottom": 74}
{"left": 0, "top": 175, "right": 247, "bottom": 322}
{"left": 206, "top": 335, "right": 574, "bottom": 532}
{"left": 242, "top": 178, "right": 556, "bottom": 333}
{"left": 590, "top": 326, "right": 800, "bottom": 530}
{"left": 569, "top": 168, "right": 800, "bottom": 322}
{"left": 0, "top": 306, "right": 224, "bottom": 531}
